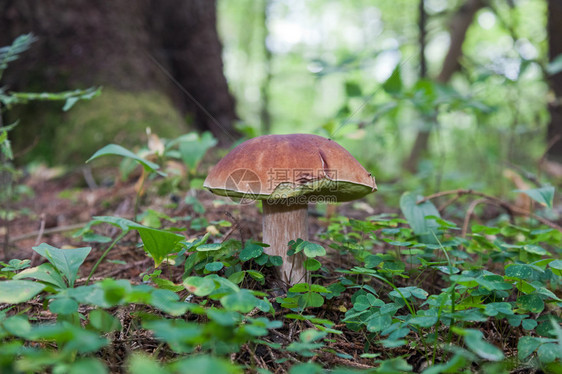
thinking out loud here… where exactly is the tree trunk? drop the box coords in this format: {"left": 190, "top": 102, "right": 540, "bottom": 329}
{"left": 546, "top": 0, "right": 562, "bottom": 162}
{"left": 404, "top": 0, "right": 483, "bottom": 173}
{"left": 149, "top": 0, "right": 239, "bottom": 144}
{"left": 0, "top": 0, "right": 239, "bottom": 161}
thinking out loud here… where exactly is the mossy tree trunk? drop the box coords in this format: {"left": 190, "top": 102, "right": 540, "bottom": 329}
{"left": 0, "top": 0, "right": 239, "bottom": 163}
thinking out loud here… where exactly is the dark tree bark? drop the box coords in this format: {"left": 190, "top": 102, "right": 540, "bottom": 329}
{"left": 404, "top": 0, "right": 483, "bottom": 173}
{"left": 0, "top": 0, "right": 239, "bottom": 148}
{"left": 546, "top": 0, "right": 562, "bottom": 162}
{"left": 149, "top": 0, "right": 239, "bottom": 144}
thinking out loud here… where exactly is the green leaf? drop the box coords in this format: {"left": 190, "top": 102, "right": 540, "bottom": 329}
{"left": 239, "top": 243, "right": 264, "bottom": 261}
{"left": 522, "top": 319, "right": 538, "bottom": 331}
{"left": 49, "top": 297, "right": 79, "bottom": 315}
{"left": 171, "top": 355, "right": 241, "bottom": 374}
{"left": 183, "top": 276, "right": 217, "bottom": 296}
{"left": 517, "top": 294, "right": 545, "bottom": 313}
{"left": 196, "top": 243, "right": 223, "bottom": 252}
{"left": 400, "top": 192, "right": 440, "bottom": 243}
{"left": 13, "top": 263, "right": 67, "bottom": 289}
{"left": 2, "top": 315, "right": 32, "bottom": 338}
{"left": 68, "top": 358, "right": 108, "bottom": 374}
{"left": 304, "top": 258, "right": 322, "bottom": 271}
{"left": 86, "top": 144, "right": 164, "bottom": 175}
{"left": 294, "top": 241, "right": 326, "bottom": 258}
{"left": 221, "top": 289, "right": 260, "bottom": 313}
{"left": 298, "top": 292, "right": 324, "bottom": 308}
{"left": 505, "top": 264, "right": 541, "bottom": 281}
{"left": 136, "top": 226, "right": 183, "bottom": 267}
{"left": 408, "top": 315, "right": 438, "bottom": 328}
{"left": 515, "top": 186, "right": 555, "bottom": 208}
{"left": 177, "top": 132, "right": 218, "bottom": 173}
{"left": 549, "top": 259, "right": 562, "bottom": 276}
{"left": 383, "top": 65, "right": 403, "bottom": 94}
{"left": 367, "top": 312, "right": 392, "bottom": 332}
{"left": 128, "top": 353, "right": 168, "bottom": 374}
{"left": 455, "top": 328, "right": 504, "bottom": 361}
{"left": 32, "top": 243, "right": 91, "bottom": 287}
{"left": 204, "top": 262, "right": 224, "bottom": 272}
{"left": 89, "top": 309, "right": 122, "bottom": 333}
{"left": 0, "top": 280, "right": 45, "bottom": 303}
{"left": 537, "top": 343, "right": 560, "bottom": 364}
{"left": 518, "top": 336, "right": 541, "bottom": 360}
{"left": 345, "top": 81, "right": 362, "bottom": 97}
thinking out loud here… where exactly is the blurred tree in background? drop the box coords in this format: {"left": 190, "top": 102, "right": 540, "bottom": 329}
{"left": 220, "top": 0, "right": 556, "bottom": 194}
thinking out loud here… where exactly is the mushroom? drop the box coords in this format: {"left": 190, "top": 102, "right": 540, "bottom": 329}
{"left": 204, "top": 134, "right": 376, "bottom": 286}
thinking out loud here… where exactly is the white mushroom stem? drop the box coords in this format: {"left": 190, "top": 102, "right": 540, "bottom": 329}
{"left": 262, "top": 200, "right": 309, "bottom": 286}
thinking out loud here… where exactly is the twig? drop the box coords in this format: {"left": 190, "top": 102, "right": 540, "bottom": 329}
{"left": 462, "top": 198, "right": 488, "bottom": 238}
{"left": 30, "top": 213, "right": 47, "bottom": 266}
{"left": 419, "top": 189, "right": 562, "bottom": 232}
{"left": 5, "top": 222, "right": 88, "bottom": 243}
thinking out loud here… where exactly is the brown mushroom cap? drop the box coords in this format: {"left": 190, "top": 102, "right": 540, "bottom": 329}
{"left": 204, "top": 134, "right": 377, "bottom": 202}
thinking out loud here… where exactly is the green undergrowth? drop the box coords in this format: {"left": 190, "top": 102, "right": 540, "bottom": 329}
{"left": 1, "top": 190, "right": 561, "bottom": 373}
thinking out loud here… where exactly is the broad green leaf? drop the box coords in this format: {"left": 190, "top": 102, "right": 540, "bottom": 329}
{"left": 517, "top": 294, "right": 545, "bottom": 314}
{"left": 89, "top": 309, "right": 122, "bottom": 333}
{"left": 515, "top": 186, "right": 555, "bottom": 208}
{"left": 204, "top": 262, "right": 224, "bottom": 272}
{"left": 408, "top": 315, "right": 438, "bottom": 328}
{"left": 522, "top": 319, "right": 538, "bottom": 330}
{"left": 128, "top": 353, "right": 168, "bottom": 374}
{"left": 136, "top": 226, "right": 183, "bottom": 267}
{"left": 67, "top": 358, "right": 108, "bottom": 374}
{"left": 0, "top": 280, "right": 45, "bottom": 303}
{"left": 367, "top": 312, "right": 392, "bottom": 332}
{"left": 171, "top": 355, "right": 241, "bottom": 374}
{"left": 537, "top": 343, "right": 560, "bottom": 364}
{"left": 304, "top": 258, "right": 322, "bottom": 271}
{"left": 13, "top": 263, "right": 67, "bottom": 289}
{"left": 239, "top": 242, "right": 264, "bottom": 261}
{"left": 2, "top": 315, "right": 32, "bottom": 338}
{"left": 549, "top": 259, "right": 562, "bottom": 276}
{"left": 32, "top": 243, "right": 91, "bottom": 287}
{"left": 458, "top": 328, "right": 505, "bottom": 361}
{"left": 183, "top": 276, "right": 217, "bottom": 296}
{"left": 49, "top": 297, "right": 79, "bottom": 315}
{"left": 149, "top": 288, "right": 191, "bottom": 316}
{"left": 383, "top": 65, "right": 403, "bottom": 94}
{"left": 178, "top": 132, "right": 217, "bottom": 173}
{"left": 505, "top": 264, "right": 541, "bottom": 281}
{"left": 422, "top": 354, "right": 468, "bottom": 374}
{"left": 523, "top": 244, "right": 550, "bottom": 256}
{"left": 298, "top": 292, "right": 324, "bottom": 308}
{"left": 345, "top": 81, "right": 362, "bottom": 97}
{"left": 221, "top": 289, "right": 260, "bottom": 313}
{"left": 518, "top": 336, "right": 541, "bottom": 360}
{"left": 87, "top": 144, "right": 164, "bottom": 175}
{"left": 289, "top": 363, "right": 324, "bottom": 374}
{"left": 400, "top": 192, "right": 440, "bottom": 243}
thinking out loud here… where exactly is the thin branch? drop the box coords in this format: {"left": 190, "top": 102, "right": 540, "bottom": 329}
{"left": 4, "top": 222, "right": 88, "bottom": 244}
{"left": 419, "top": 189, "right": 562, "bottom": 232}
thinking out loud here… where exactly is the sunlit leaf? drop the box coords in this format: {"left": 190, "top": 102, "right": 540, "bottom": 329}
{"left": 515, "top": 186, "right": 555, "bottom": 208}
{"left": 0, "top": 280, "right": 45, "bottom": 303}
{"left": 32, "top": 243, "right": 91, "bottom": 287}
{"left": 87, "top": 144, "right": 164, "bottom": 175}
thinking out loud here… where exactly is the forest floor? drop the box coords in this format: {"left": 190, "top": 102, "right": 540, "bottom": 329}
{"left": 1, "top": 164, "right": 558, "bottom": 373}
